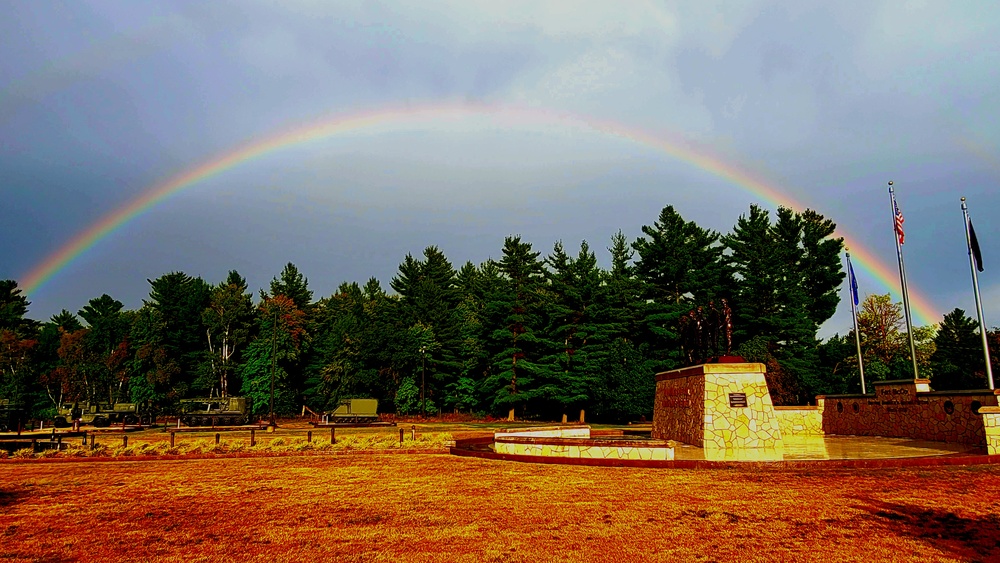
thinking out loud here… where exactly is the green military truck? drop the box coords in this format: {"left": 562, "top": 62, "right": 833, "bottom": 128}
{"left": 179, "top": 396, "right": 252, "bottom": 427}
{"left": 0, "top": 399, "right": 27, "bottom": 432}
{"left": 326, "top": 398, "right": 379, "bottom": 424}
{"left": 53, "top": 401, "right": 154, "bottom": 428}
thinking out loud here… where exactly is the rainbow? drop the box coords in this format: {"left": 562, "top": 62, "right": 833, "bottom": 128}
{"left": 19, "top": 102, "right": 942, "bottom": 325}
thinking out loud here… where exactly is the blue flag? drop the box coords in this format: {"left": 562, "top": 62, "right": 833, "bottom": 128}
{"left": 849, "top": 259, "right": 859, "bottom": 306}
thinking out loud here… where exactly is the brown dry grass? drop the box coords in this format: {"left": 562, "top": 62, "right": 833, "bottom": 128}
{"left": 2, "top": 454, "right": 1000, "bottom": 562}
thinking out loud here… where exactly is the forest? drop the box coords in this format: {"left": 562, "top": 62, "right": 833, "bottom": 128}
{"left": 2, "top": 203, "right": 997, "bottom": 422}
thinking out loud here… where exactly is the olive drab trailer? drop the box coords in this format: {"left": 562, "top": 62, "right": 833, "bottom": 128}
{"left": 179, "top": 396, "right": 252, "bottom": 427}
{"left": 326, "top": 398, "right": 379, "bottom": 424}
{"left": 0, "top": 399, "right": 27, "bottom": 432}
{"left": 53, "top": 401, "right": 155, "bottom": 428}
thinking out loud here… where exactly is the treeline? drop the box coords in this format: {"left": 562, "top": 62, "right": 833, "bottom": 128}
{"left": 1, "top": 203, "right": 995, "bottom": 422}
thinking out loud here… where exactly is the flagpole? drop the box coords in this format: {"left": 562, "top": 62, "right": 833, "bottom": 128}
{"left": 961, "top": 197, "right": 995, "bottom": 390}
{"left": 889, "top": 181, "right": 919, "bottom": 380}
{"left": 846, "top": 251, "right": 866, "bottom": 394}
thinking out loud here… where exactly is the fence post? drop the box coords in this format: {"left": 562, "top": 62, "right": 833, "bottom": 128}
{"left": 399, "top": 428, "right": 404, "bottom": 444}
{"left": 307, "top": 431, "right": 312, "bottom": 443}
{"left": 82, "top": 431, "right": 87, "bottom": 446}
{"left": 250, "top": 429, "right": 256, "bottom": 447}
{"left": 122, "top": 435, "right": 128, "bottom": 448}
{"left": 410, "top": 425, "right": 416, "bottom": 441}
{"left": 215, "top": 433, "right": 220, "bottom": 445}
{"left": 89, "top": 433, "right": 95, "bottom": 448}
{"left": 31, "top": 438, "right": 37, "bottom": 453}
{"left": 170, "top": 432, "right": 175, "bottom": 448}
{"left": 330, "top": 427, "right": 336, "bottom": 444}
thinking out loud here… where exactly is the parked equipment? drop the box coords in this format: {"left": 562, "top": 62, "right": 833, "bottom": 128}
{"left": 326, "top": 398, "right": 379, "bottom": 424}
{"left": 178, "top": 396, "right": 252, "bottom": 427}
{"left": 53, "top": 401, "right": 154, "bottom": 428}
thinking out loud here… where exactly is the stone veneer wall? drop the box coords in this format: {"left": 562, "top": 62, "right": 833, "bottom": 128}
{"left": 981, "top": 407, "right": 1000, "bottom": 455}
{"left": 773, "top": 406, "right": 824, "bottom": 436}
{"left": 818, "top": 380, "right": 1000, "bottom": 444}
{"left": 494, "top": 437, "right": 674, "bottom": 461}
{"left": 494, "top": 425, "right": 591, "bottom": 439}
{"left": 653, "top": 363, "right": 782, "bottom": 450}
{"left": 652, "top": 367, "right": 706, "bottom": 447}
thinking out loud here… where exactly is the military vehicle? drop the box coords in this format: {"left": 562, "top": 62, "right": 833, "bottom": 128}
{"left": 53, "top": 401, "right": 154, "bottom": 428}
{"left": 178, "top": 396, "right": 252, "bottom": 427}
{"left": 0, "top": 399, "right": 27, "bottom": 432}
{"left": 326, "top": 398, "right": 379, "bottom": 424}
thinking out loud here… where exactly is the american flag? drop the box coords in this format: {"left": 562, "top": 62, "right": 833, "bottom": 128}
{"left": 894, "top": 200, "right": 905, "bottom": 245}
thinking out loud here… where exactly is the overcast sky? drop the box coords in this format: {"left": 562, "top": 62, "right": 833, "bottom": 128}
{"left": 2, "top": 0, "right": 998, "bottom": 336}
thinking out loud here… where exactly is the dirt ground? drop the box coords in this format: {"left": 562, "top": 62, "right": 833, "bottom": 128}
{"left": 2, "top": 451, "right": 1000, "bottom": 562}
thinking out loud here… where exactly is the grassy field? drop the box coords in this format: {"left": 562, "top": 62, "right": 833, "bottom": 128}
{"left": 3, "top": 451, "right": 1000, "bottom": 562}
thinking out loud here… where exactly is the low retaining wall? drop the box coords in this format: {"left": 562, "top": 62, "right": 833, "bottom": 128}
{"left": 493, "top": 426, "right": 674, "bottom": 461}
{"left": 774, "top": 406, "right": 824, "bottom": 436}
{"left": 494, "top": 436, "right": 674, "bottom": 461}
{"left": 818, "top": 380, "right": 1000, "bottom": 444}
{"left": 494, "top": 425, "right": 591, "bottom": 439}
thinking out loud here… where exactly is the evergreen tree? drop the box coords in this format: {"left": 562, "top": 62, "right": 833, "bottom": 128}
{"left": 269, "top": 262, "right": 313, "bottom": 311}
{"left": 931, "top": 308, "right": 985, "bottom": 390}
{"left": 0, "top": 281, "right": 38, "bottom": 417}
{"left": 482, "top": 236, "right": 551, "bottom": 417}
{"left": 146, "top": 272, "right": 211, "bottom": 394}
{"left": 633, "top": 205, "right": 726, "bottom": 371}
{"left": 542, "top": 240, "right": 607, "bottom": 418}
{"left": 603, "top": 230, "right": 642, "bottom": 341}
{"left": 722, "top": 205, "right": 845, "bottom": 401}
{"left": 390, "top": 246, "right": 463, "bottom": 411}
{"left": 77, "top": 294, "right": 130, "bottom": 404}
{"left": 0, "top": 280, "right": 32, "bottom": 334}
{"left": 304, "top": 279, "right": 406, "bottom": 413}
{"left": 128, "top": 304, "right": 182, "bottom": 404}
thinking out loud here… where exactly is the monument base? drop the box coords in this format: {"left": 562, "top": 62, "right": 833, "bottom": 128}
{"left": 652, "top": 362, "right": 783, "bottom": 452}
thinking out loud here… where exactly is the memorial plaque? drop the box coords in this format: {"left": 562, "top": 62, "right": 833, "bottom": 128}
{"left": 728, "top": 393, "right": 748, "bottom": 408}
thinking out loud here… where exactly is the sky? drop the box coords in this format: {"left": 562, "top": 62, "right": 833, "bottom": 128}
{"left": 2, "top": 0, "right": 999, "bottom": 337}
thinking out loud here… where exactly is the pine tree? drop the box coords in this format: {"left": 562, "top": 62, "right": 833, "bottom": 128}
{"left": 146, "top": 272, "right": 211, "bottom": 395}
{"left": 722, "top": 205, "right": 845, "bottom": 401}
{"left": 483, "top": 236, "right": 550, "bottom": 417}
{"left": 0, "top": 280, "right": 39, "bottom": 413}
{"left": 542, "top": 240, "right": 607, "bottom": 418}
{"left": 390, "top": 246, "right": 463, "bottom": 411}
{"left": 77, "top": 294, "right": 130, "bottom": 404}
{"left": 931, "top": 308, "right": 985, "bottom": 390}
{"left": 269, "top": 262, "right": 314, "bottom": 311}
{"left": 633, "top": 206, "right": 726, "bottom": 371}
{"left": 0, "top": 280, "right": 31, "bottom": 334}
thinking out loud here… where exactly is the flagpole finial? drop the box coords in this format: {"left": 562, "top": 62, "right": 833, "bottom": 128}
{"left": 888, "top": 181, "right": 893, "bottom": 186}
{"left": 961, "top": 196, "right": 966, "bottom": 202}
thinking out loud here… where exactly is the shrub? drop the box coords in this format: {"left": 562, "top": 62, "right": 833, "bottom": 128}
{"left": 290, "top": 439, "right": 314, "bottom": 452}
